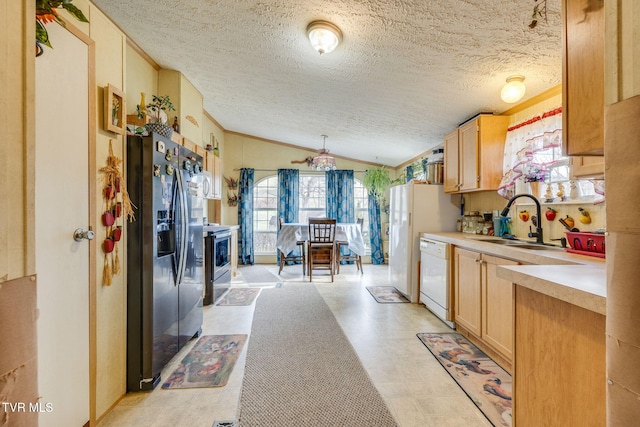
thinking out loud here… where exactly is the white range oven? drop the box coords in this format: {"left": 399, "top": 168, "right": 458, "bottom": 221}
{"left": 419, "top": 237, "right": 454, "bottom": 329}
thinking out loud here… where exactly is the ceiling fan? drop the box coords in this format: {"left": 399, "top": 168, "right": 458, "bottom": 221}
{"left": 291, "top": 135, "right": 337, "bottom": 170}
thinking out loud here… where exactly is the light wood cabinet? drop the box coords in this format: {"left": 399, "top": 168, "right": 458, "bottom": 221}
{"left": 444, "top": 115, "right": 509, "bottom": 194}
{"left": 562, "top": 0, "right": 605, "bottom": 156}
{"left": 182, "top": 137, "right": 202, "bottom": 156}
{"left": 514, "top": 285, "right": 605, "bottom": 426}
{"left": 443, "top": 129, "right": 459, "bottom": 193}
{"left": 454, "top": 247, "right": 518, "bottom": 363}
{"left": 570, "top": 156, "right": 605, "bottom": 179}
{"left": 205, "top": 151, "right": 222, "bottom": 199}
{"left": 454, "top": 248, "right": 482, "bottom": 336}
{"left": 481, "top": 254, "right": 517, "bottom": 361}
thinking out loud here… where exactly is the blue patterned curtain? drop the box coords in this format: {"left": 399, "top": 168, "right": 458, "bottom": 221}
{"left": 405, "top": 165, "right": 414, "bottom": 183}
{"left": 326, "top": 170, "right": 354, "bottom": 223}
{"left": 327, "top": 170, "right": 355, "bottom": 263}
{"left": 368, "top": 192, "right": 384, "bottom": 265}
{"left": 238, "top": 168, "right": 254, "bottom": 265}
{"left": 277, "top": 169, "right": 300, "bottom": 263}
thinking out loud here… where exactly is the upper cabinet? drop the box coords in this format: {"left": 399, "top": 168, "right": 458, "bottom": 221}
{"left": 562, "top": 0, "right": 605, "bottom": 156}
{"left": 205, "top": 151, "right": 222, "bottom": 200}
{"left": 443, "top": 129, "right": 460, "bottom": 193}
{"left": 444, "top": 115, "right": 509, "bottom": 194}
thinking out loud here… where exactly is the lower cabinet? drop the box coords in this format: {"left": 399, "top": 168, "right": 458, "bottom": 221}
{"left": 514, "top": 285, "right": 605, "bottom": 426}
{"left": 454, "top": 247, "right": 518, "bottom": 363}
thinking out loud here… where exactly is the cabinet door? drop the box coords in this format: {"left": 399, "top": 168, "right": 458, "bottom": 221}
{"left": 481, "top": 254, "right": 518, "bottom": 361}
{"left": 570, "top": 156, "right": 605, "bottom": 179}
{"left": 205, "top": 151, "right": 214, "bottom": 174}
{"left": 212, "top": 155, "right": 222, "bottom": 199}
{"left": 182, "top": 137, "right": 197, "bottom": 154}
{"left": 458, "top": 120, "right": 480, "bottom": 192}
{"left": 562, "top": 0, "right": 604, "bottom": 156}
{"left": 443, "top": 129, "right": 460, "bottom": 193}
{"left": 454, "top": 247, "right": 482, "bottom": 336}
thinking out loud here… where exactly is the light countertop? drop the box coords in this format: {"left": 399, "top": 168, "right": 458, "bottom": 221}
{"left": 420, "top": 232, "right": 606, "bottom": 315}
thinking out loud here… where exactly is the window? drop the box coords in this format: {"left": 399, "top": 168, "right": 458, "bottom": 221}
{"left": 253, "top": 176, "right": 278, "bottom": 255}
{"left": 252, "top": 174, "right": 370, "bottom": 255}
{"left": 354, "top": 179, "right": 370, "bottom": 252}
{"left": 528, "top": 147, "right": 596, "bottom": 200}
{"left": 299, "top": 175, "right": 326, "bottom": 223}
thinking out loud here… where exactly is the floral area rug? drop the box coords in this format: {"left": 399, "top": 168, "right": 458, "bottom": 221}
{"left": 417, "top": 333, "right": 512, "bottom": 427}
{"left": 365, "top": 286, "right": 409, "bottom": 303}
{"left": 162, "top": 334, "right": 247, "bottom": 389}
{"left": 215, "top": 288, "right": 260, "bottom": 306}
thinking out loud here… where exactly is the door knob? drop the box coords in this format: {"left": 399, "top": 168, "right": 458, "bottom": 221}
{"left": 73, "top": 228, "right": 95, "bottom": 242}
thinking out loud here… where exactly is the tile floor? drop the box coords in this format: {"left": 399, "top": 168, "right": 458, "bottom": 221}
{"left": 98, "top": 264, "right": 492, "bottom": 427}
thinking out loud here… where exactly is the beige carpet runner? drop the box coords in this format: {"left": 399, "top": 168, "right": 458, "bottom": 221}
{"left": 238, "top": 284, "right": 398, "bottom": 427}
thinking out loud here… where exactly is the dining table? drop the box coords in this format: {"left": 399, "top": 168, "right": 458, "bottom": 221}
{"left": 276, "top": 222, "right": 366, "bottom": 257}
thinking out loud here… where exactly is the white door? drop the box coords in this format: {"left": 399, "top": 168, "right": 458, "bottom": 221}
{"left": 35, "top": 23, "right": 90, "bottom": 426}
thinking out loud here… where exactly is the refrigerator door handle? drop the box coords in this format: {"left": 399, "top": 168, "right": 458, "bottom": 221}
{"left": 180, "top": 172, "right": 189, "bottom": 284}
{"left": 175, "top": 169, "right": 188, "bottom": 286}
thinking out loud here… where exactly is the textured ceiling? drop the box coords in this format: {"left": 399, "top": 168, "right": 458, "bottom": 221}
{"left": 93, "top": 0, "right": 562, "bottom": 166}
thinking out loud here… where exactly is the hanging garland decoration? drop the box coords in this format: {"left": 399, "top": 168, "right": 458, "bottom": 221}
{"left": 99, "top": 140, "right": 135, "bottom": 285}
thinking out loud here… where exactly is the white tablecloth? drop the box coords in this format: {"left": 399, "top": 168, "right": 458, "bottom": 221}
{"left": 277, "top": 223, "right": 365, "bottom": 256}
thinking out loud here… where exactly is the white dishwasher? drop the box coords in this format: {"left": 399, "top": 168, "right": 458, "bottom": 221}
{"left": 419, "top": 238, "right": 454, "bottom": 329}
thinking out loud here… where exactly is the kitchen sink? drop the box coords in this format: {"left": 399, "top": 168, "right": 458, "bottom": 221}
{"left": 466, "top": 237, "right": 521, "bottom": 245}
{"left": 507, "top": 243, "right": 562, "bottom": 250}
{"left": 468, "top": 237, "right": 562, "bottom": 250}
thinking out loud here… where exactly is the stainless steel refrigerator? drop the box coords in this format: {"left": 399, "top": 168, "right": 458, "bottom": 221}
{"left": 126, "top": 133, "right": 204, "bottom": 391}
{"left": 388, "top": 183, "right": 459, "bottom": 303}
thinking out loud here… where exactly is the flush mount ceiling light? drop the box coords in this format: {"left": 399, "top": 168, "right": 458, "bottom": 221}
{"left": 312, "top": 135, "right": 337, "bottom": 171}
{"left": 307, "top": 20, "right": 342, "bottom": 55}
{"left": 501, "top": 75, "right": 526, "bottom": 104}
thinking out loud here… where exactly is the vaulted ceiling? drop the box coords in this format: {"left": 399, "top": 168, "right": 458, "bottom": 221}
{"left": 93, "top": 0, "right": 562, "bottom": 166}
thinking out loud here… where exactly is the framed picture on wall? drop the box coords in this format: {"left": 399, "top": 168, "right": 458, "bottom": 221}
{"left": 104, "top": 84, "right": 125, "bottom": 135}
{"left": 382, "top": 222, "right": 389, "bottom": 240}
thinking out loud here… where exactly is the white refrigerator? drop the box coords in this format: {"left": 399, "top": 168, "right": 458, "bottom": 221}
{"left": 388, "top": 183, "right": 459, "bottom": 302}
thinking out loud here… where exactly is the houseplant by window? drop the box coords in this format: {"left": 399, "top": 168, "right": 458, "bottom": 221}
{"left": 364, "top": 167, "right": 393, "bottom": 205}
{"left": 144, "top": 95, "right": 176, "bottom": 139}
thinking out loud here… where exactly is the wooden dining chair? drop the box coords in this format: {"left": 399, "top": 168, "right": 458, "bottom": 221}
{"left": 335, "top": 217, "right": 364, "bottom": 274}
{"left": 307, "top": 218, "right": 337, "bottom": 282}
{"left": 278, "top": 217, "right": 306, "bottom": 275}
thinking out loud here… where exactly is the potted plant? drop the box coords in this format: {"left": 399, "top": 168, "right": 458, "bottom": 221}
{"left": 363, "top": 167, "right": 393, "bottom": 205}
{"left": 144, "top": 95, "right": 176, "bottom": 138}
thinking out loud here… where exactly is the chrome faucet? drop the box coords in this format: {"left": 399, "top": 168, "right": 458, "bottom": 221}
{"left": 500, "top": 193, "right": 544, "bottom": 244}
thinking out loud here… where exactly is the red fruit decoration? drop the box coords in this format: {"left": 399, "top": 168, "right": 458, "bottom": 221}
{"left": 545, "top": 208, "right": 557, "bottom": 221}
{"left": 519, "top": 210, "right": 530, "bottom": 222}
